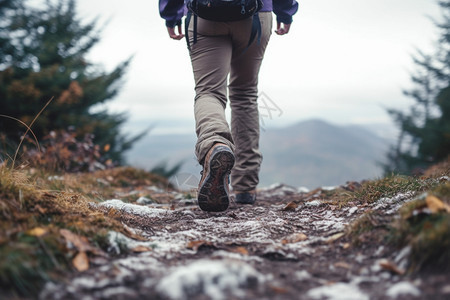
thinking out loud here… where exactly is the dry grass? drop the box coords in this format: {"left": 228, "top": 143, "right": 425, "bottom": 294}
{"left": 345, "top": 157, "right": 450, "bottom": 273}
{"left": 0, "top": 163, "right": 169, "bottom": 297}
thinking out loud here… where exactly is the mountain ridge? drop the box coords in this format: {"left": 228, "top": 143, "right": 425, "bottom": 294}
{"left": 126, "top": 119, "right": 390, "bottom": 189}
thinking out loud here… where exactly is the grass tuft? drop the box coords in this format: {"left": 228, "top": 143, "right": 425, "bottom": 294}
{"left": 0, "top": 163, "right": 167, "bottom": 296}
{"left": 345, "top": 158, "right": 450, "bottom": 273}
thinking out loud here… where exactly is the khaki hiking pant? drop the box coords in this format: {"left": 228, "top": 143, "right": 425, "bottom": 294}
{"left": 188, "top": 12, "right": 273, "bottom": 192}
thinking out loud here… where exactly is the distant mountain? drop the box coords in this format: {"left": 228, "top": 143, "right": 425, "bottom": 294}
{"left": 259, "top": 119, "right": 389, "bottom": 188}
{"left": 126, "top": 119, "right": 390, "bottom": 189}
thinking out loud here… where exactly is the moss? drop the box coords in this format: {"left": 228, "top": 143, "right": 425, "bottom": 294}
{"left": 345, "top": 173, "right": 450, "bottom": 273}
{"left": 389, "top": 197, "right": 450, "bottom": 272}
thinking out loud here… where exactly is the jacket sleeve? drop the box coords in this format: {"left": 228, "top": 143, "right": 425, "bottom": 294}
{"left": 273, "top": 0, "right": 299, "bottom": 24}
{"left": 159, "top": 0, "right": 186, "bottom": 28}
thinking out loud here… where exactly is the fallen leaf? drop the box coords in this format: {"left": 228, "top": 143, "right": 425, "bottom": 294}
{"left": 283, "top": 201, "right": 298, "bottom": 211}
{"left": 334, "top": 261, "right": 351, "bottom": 269}
{"left": 27, "top": 227, "right": 47, "bottom": 237}
{"left": 342, "top": 243, "right": 351, "bottom": 249}
{"left": 230, "top": 246, "right": 249, "bottom": 255}
{"left": 131, "top": 246, "right": 152, "bottom": 253}
{"left": 123, "top": 226, "right": 148, "bottom": 241}
{"left": 282, "top": 233, "right": 308, "bottom": 244}
{"left": 426, "top": 195, "right": 450, "bottom": 213}
{"left": 270, "top": 285, "right": 288, "bottom": 294}
{"left": 379, "top": 259, "right": 405, "bottom": 275}
{"left": 60, "top": 229, "right": 91, "bottom": 252}
{"left": 60, "top": 229, "right": 106, "bottom": 256}
{"left": 327, "top": 232, "right": 345, "bottom": 243}
{"left": 73, "top": 251, "right": 89, "bottom": 272}
{"left": 187, "top": 240, "right": 212, "bottom": 251}
{"left": 35, "top": 205, "right": 47, "bottom": 214}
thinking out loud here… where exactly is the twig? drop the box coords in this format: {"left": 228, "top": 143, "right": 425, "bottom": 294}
{"left": 0, "top": 114, "right": 41, "bottom": 153}
{"left": 12, "top": 97, "right": 54, "bottom": 169}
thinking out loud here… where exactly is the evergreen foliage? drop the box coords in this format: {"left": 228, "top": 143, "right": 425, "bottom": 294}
{"left": 385, "top": 0, "right": 450, "bottom": 174}
{"left": 0, "top": 0, "right": 141, "bottom": 165}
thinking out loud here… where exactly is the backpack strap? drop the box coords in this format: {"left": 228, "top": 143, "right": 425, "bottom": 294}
{"left": 247, "top": 13, "right": 261, "bottom": 49}
{"left": 185, "top": 10, "right": 198, "bottom": 51}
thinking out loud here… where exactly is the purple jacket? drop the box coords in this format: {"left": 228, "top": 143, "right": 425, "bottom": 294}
{"left": 159, "top": 0, "right": 299, "bottom": 28}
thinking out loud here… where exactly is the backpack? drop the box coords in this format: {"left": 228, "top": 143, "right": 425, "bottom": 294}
{"left": 188, "top": 0, "right": 263, "bottom": 22}
{"left": 185, "top": 0, "right": 263, "bottom": 50}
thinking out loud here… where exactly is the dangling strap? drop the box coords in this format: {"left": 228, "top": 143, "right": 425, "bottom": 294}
{"left": 248, "top": 13, "right": 262, "bottom": 47}
{"left": 184, "top": 10, "right": 198, "bottom": 51}
{"left": 185, "top": 10, "right": 192, "bottom": 50}
{"left": 194, "top": 13, "right": 198, "bottom": 44}
{"left": 242, "top": 13, "right": 261, "bottom": 53}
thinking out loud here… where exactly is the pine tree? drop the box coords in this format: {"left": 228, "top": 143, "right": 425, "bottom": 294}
{"left": 385, "top": 0, "right": 450, "bottom": 174}
{"left": 0, "top": 0, "right": 141, "bottom": 165}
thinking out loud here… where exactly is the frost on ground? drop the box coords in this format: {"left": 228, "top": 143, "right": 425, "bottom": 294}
{"left": 40, "top": 184, "right": 447, "bottom": 300}
{"left": 157, "top": 259, "right": 264, "bottom": 300}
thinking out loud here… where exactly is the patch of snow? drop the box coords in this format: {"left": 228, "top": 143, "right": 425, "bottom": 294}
{"left": 147, "top": 186, "right": 166, "bottom": 193}
{"left": 351, "top": 276, "right": 381, "bottom": 285}
{"left": 115, "top": 255, "right": 162, "bottom": 272}
{"left": 99, "top": 199, "right": 171, "bottom": 218}
{"left": 107, "top": 231, "right": 157, "bottom": 255}
{"left": 282, "top": 241, "right": 313, "bottom": 256}
{"left": 305, "top": 200, "right": 322, "bottom": 207}
{"left": 295, "top": 270, "right": 311, "bottom": 281}
{"left": 212, "top": 250, "right": 263, "bottom": 262}
{"left": 347, "top": 206, "right": 358, "bottom": 216}
{"left": 394, "top": 246, "right": 411, "bottom": 271}
{"left": 101, "top": 287, "right": 137, "bottom": 298}
{"left": 374, "top": 246, "right": 385, "bottom": 257}
{"left": 386, "top": 281, "right": 421, "bottom": 298}
{"left": 258, "top": 183, "right": 298, "bottom": 197}
{"left": 371, "top": 260, "right": 383, "bottom": 273}
{"left": 372, "top": 192, "right": 416, "bottom": 214}
{"left": 313, "top": 211, "right": 346, "bottom": 231}
{"left": 394, "top": 246, "right": 411, "bottom": 263}
{"left": 321, "top": 186, "right": 337, "bottom": 191}
{"left": 355, "top": 253, "right": 366, "bottom": 263}
{"left": 438, "top": 176, "right": 449, "bottom": 182}
{"left": 136, "top": 196, "right": 153, "bottom": 205}
{"left": 48, "top": 175, "right": 64, "bottom": 181}
{"left": 307, "top": 282, "right": 369, "bottom": 300}
{"left": 157, "top": 259, "right": 265, "bottom": 300}
{"left": 298, "top": 187, "right": 310, "bottom": 193}
{"left": 70, "top": 277, "right": 98, "bottom": 290}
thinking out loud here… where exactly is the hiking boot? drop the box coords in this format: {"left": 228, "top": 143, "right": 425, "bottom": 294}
{"left": 235, "top": 190, "right": 257, "bottom": 205}
{"left": 197, "top": 143, "right": 235, "bottom": 212}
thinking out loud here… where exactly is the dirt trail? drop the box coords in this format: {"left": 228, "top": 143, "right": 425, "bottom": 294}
{"left": 40, "top": 184, "right": 449, "bottom": 300}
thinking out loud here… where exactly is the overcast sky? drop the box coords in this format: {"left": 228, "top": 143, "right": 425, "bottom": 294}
{"left": 70, "top": 0, "right": 441, "bottom": 135}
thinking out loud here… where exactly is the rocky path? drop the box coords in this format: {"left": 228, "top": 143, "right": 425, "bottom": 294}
{"left": 40, "top": 184, "right": 449, "bottom": 300}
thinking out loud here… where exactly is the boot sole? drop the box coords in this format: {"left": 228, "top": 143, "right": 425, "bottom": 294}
{"left": 198, "top": 149, "right": 235, "bottom": 212}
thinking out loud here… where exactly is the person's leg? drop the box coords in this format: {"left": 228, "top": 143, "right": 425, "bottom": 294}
{"left": 188, "top": 18, "right": 235, "bottom": 164}
{"left": 188, "top": 18, "right": 236, "bottom": 211}
{"left": 228, "top": 12, "right": 273, "bottom": 194}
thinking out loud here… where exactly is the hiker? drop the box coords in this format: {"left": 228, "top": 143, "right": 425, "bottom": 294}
{"left": 159, "top": 0, "right": 299, "bottom": 212}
